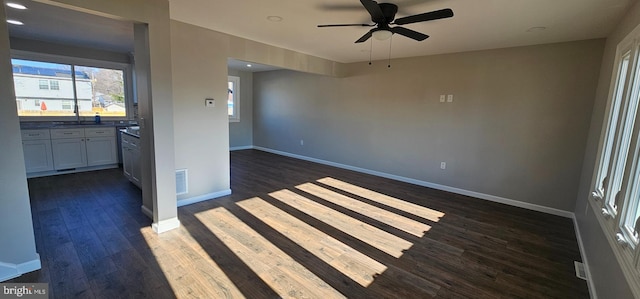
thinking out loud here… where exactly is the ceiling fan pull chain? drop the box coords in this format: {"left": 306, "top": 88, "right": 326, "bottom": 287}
{"left": 388, "top": 35, "right": 393, "bottom": 68}
{"left": 369, "top": 38, "right": 373, "bottom": 65}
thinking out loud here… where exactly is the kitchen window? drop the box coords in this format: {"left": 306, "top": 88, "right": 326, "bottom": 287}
{"left": 228, "top": 75, "right": 240, "bottom": 122}
{"left": 590, "top": 22, "right": 640, "bottom": 295}
{"left": 11, "top": 52, "right": 131, "bottom": 120}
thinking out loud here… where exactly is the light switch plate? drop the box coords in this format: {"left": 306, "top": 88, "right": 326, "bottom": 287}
{"left": 205, "top": 98, "right": 215, "bottom": 107}
{"left": 439, "top": 95, "right": 445, "bottom": 102}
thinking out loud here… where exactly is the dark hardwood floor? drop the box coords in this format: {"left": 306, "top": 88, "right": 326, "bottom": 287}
{"left": 10, "top": 149, "right": 589, "bottom": 298}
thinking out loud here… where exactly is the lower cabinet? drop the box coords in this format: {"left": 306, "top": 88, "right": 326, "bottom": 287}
{"left": 21, "top": 129, "right": 54, "bottom": 173}
{"left": 51, "top": 137, "right": 87, "bottom": 170}
{"left": 121, "top": 132, "right": 141, "bottom": 187}
{"left": 86, "top": 137, "right": 118, "bottom": 166}
{"left": 22, "top": 140, "right": 54, "bottom": 173}
{"left": 22, "top": 127, "right": 118, "bottom": 176}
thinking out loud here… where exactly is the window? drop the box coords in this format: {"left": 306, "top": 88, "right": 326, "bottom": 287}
{"left": 228, "top": 76, "right": 240, "bottom": 122}
{"left": 49, "top": 80, "right": 59, "bottom": 90}
{"left": 11, "top": 54, "right": 130, "bottom": 119}
{"left": 38, "top": 80, "right": 49, "bottom": 90}
{"left": 590, "top": 23, "right": 640, "bottom": 295}
{"left": 61, "top": 100, "right": 73, "bottom": 110}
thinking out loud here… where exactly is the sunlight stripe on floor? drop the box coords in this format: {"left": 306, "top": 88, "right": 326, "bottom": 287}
{"left": 269, "top": 189, "right": 413, "bottom": 258}
{"left": 140, "top": 226, "right": 245, "bottom": 298}
{"left": 317, "top": 177, "right": 445, "bottom": 222}
{"left": 237, "top": 197, "right": 388, "bottom": 287}
{"left": 297, "top": 183, "right": 432, "bottom": 237}
{"left": 195, "top": 207, "right": 346, "bottom": 299}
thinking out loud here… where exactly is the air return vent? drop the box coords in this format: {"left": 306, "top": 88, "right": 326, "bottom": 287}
{"left": 574, "top": 261, "right": 587, "bottom": 280}
{"left": 176, "top": 169, "right": 188, "bottom": 195}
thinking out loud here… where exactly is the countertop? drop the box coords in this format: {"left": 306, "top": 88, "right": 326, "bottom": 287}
{"left": 20, "top": 121, "right": 137, "bottom": 130}
{"left": 120, "top": 127, "right": 140, "bottom": 138}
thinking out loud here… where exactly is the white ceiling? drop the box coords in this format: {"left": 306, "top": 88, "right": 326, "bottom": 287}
{"left": 3, "top": 0, "right": 635, "bottom": 66}
{"left": 170, "top": 0, "right": 635, "bottom": 63}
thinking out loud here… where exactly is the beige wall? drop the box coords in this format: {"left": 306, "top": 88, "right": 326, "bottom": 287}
{"left": 574, "top": 0, "right": 640, "bottom": 297}
{"left": 169, "top": 20, "right": 348, "bottom": 203}
{"left": 171, "top": 21, "right": 231, "bottom": 201}
{"left": 253, "top": 39, "right": 604, "bottom": 212}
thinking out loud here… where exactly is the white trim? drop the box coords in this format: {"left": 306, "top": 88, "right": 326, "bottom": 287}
{"left": 573, "top": 215, "right": 598, "bottom": 299}
{"left": 230, "top": 145, "right": 254, "bottom": 151}
{"left": 141, "top": 205, "right": 153, "bottom": 219}
{"left": 0, "top": 255, "right": 41, "bottom": 282}
{"left": 254, "top": 146, "right": 573, "bottom": 218}
{"left": 26, "top": 164, "right": 118, "bottom": 178}
{"left": 589, "top": 200, "right": 640, "bottom": 298}
{"left": 152, "top": 217, "right": 180, "bottom": 234}
{"left": 177, "top": 189, "right": 232, "bottom": 207}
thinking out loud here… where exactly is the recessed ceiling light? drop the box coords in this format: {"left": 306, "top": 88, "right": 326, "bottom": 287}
{"left": 7, "top": 19, "right": 24, "bottom": 25}
{"left": 6, "top": 2, "right": 27, "bottom": 9}
{"left": 246, "top": 64, "right": 252, "bottom": 68}
{"left": 267, "top": 16, "right": 283, "bottom": 22}
{"left": 526, "top": 26, "right": 546, "bottom": 32}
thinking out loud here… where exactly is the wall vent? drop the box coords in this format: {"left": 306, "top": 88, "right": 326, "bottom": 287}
{"left": 574, "top": 261, "right": 587, "bottom": 280}
{"left": 176, "top": 169, "right": 188, "bottom": 195}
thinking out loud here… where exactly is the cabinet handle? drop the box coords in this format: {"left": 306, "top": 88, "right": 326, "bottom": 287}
{"left": 95, "top": 131, "right": 104, "bottom": 134}
{"left": 28, "top": 134, "right": 38, "bottom": 136}
{"left": 86, "top": 138, "right": 90, "bottom": 141}
{"left": 64, "top": 132, "right": 73, "bottom": 135}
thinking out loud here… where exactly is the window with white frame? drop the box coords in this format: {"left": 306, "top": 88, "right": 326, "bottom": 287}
{"left": 11, "top": 52, "right": 131, "bottom": 120}
{"left": 590, "top": 22, "right": 640, "bottom": 294}
{"left": 228, "top": 76, "right": 240, "bottom": 122}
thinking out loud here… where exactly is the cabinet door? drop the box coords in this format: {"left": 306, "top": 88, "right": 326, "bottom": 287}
{"left": 85, "top": 136, "right": 117, "bottom": 166}
{"left": 22, "top": 140, "right": 54, "bottom": 173}
{"left": 130, "top": 147, "right": 142, "bottom": 187}
{"left": 122, "top": 144, "right": 133, "bottom": 180}
{"left": 51, "top": 138, "right": 87, "bottom": 170}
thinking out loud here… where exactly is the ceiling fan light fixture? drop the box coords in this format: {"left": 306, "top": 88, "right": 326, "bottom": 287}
{"left": 372, "top": 30, "right": 392, "bottom": 41}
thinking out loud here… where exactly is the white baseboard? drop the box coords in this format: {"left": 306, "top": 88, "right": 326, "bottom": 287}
{"left": 254, "top": 146, "right": 573, "bottom": 218}
{"left": 152, "top": 217, "right": 180, "bottom": 234}
{"left": 141, "top": 205, "right": 153, "bottom": 219}
{"left": 0, "top": 255, "right": 41, "bottom": 282}
{"left": 177, "top": 189, "right": 232, "bottom": 207}
{"left": 572, "top": 215, "right": 597, "bottom": 299}
{"left": 230, "top": 145, "right": 254, "bottom": 151}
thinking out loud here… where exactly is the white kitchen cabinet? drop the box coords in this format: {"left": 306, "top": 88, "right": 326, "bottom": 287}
{"left": 21, "top": 130, "right": 54, "bottom": 173}
{"left": 51, "top": 137, "right": 87, "bottom": 170}
{"left": 85, "top": 128, "right": 117, "bottom": 166}
{"left": 121, "top": 132, "right": 141, "bottom": 187}
{"left": 51, "top": 127, "right": 118, "bottom": 170}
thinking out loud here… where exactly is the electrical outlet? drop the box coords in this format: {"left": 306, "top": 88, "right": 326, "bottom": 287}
{"left": 300, "top": 139, "right": 304, "bottom": 146}
{"left": 439, "top": 95, "right": 446, "bottom": 102}
{"left": 205, "top": 98, "right": 215, "bottom": 107}
{"left": 440, "top": 162, "right": 446, "bottom": 169}
{"left": 447, "top": 95, "right": 453, "bottom": 102}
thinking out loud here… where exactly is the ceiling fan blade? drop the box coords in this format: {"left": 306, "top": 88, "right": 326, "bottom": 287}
{"left": 355, "top": 29, "right": 374, "bottom": 43}
{"left": 360, "top": 0, "right": 384, "bottom": 22}
{"left": 393, "top": 8, "right": 453, "bottom": 25}
{"left": 317, "top": 23, "right": 373, "bottom": 28}
{"left": 390, "top": 27, "right": 429, "bottom": 41}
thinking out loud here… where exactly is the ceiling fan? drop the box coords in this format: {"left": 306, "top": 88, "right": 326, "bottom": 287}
{"left": 317, "top": 0, "right": 454, "bottom": 43}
